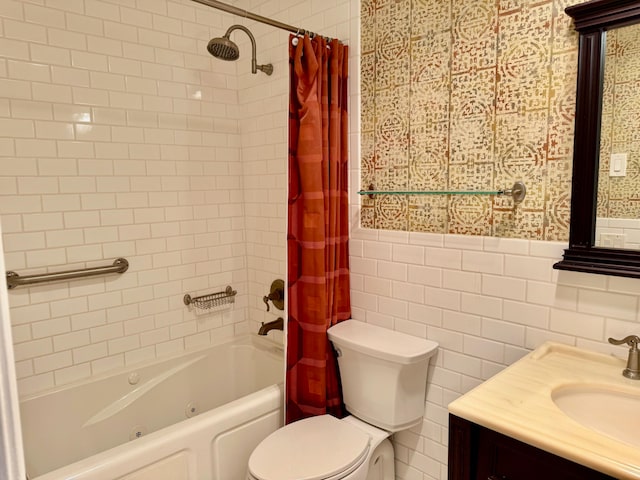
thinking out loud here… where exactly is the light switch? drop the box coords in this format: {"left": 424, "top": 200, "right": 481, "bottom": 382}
{"left": 609, "top": 153, "right": 627, "bottom": 177}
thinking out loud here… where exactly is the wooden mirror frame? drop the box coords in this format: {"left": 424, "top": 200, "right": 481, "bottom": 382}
{"left": 554, "top": 0, "right": 640, "bottom": 278}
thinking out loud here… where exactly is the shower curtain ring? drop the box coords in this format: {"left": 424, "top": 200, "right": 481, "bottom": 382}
{"left": 292, "top": 28, "right": 301, "bottom": 46}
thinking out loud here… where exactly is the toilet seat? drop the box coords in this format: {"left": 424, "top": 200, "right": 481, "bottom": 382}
{"left": 248, "top": 415, "right": 371, "bottom": 480}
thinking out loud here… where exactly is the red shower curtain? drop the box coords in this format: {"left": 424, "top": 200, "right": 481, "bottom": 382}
{"left": 286, "top": 34, "right": 350, "bottom": 424}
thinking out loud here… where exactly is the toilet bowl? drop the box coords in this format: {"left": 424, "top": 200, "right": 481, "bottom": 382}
{"left": 247, "top": 320, "right": 438, "bottom": 480}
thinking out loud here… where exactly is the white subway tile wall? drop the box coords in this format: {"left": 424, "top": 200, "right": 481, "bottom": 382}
{"left": 0, "top": 0, "right": 299, "bottom": 397}
{"left": 1, "top": 0, "right": 356, "bottom": 386}
{"left": 238, "top": 13, "right": 287, "bottom": 338}
{"left": 350, "top": 228, "right": 640, "bottom": 480}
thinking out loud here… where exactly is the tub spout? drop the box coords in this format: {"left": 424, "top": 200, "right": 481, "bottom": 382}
{"left": 258, "top": 317, "right": 284, "bottom": 335}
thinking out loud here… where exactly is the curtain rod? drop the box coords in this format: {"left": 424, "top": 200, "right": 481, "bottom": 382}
{"left": 191, "top": 0, "right": 329, "bottom": 40}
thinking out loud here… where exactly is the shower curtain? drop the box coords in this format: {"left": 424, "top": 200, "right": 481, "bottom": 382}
{"left": 286, "top": 34, "right": 350, "bottom": 424}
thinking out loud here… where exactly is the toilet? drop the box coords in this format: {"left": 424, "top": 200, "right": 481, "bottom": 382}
{"left": 247, "top": 319, "right": 439, "bottom": 480}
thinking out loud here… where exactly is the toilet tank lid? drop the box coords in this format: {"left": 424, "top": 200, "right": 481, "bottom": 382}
{"left": 328, "top": 320, "right": 438, "bottom": 364}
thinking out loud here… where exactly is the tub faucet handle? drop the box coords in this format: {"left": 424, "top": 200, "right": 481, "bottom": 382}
{"left": 608, "top": 335, "right": 640, "bottom": 380}
{"left": 263, "top": 279, "right": 284, "bottom": 312}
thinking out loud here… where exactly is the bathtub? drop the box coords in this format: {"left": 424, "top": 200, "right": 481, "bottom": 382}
{"left": 20, "top": 335, "right": 284, "bottom": 480}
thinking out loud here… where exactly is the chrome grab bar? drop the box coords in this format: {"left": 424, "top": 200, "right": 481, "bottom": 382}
{"left": 6, "top": 258, "right": 129, "bottom": 289}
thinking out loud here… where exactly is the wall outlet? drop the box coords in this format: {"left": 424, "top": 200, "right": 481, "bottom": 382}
{"left": 599, "top": 232, "right": 625, "bottom": 248}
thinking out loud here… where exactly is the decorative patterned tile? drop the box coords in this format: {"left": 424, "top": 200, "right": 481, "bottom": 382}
{"left": 496, "top": 4, "right": 553, "bottom": 113}
{"left": 361, "top": 131, "right": 376, "bottom": 198}
{"left": 361, "top": 53, "right": 376, "bottom": 133}
{"left": 374, "top": 0, "right": 410, "bottom": 90}
{"left": 611, "top": 25, "right": 640, "bottom": 84}
{"left": 547, "top": 51, "right": 577, "bottom": 160}
{"left": 493, "top": 209, "right": 545, "bottom": 239}
{"left": 495, "top": 110, "right": 547, "bottom": 210}
{"left": 409, "top": 123, "right": 449, "bottom": 174}
{"left": 374, "top": 85, "right": 411, "bottom": 191}
{"left": 410, "top": 79, "right": 450, "bottom": 126}
{"left": 551, "top": 0, "right": 581, "bottom": 52}
{"left": 448, "top": 196, "right": 493, "bottom": 236}
{"left": 448, "top": 163, "right": 494, "bottom": 190}
{"left": 408, "top": 196, "right": 448, "bottom": 233}
{"left": 361, "top": 0, "right": 586, "bottom": 240}
{"left": 411, "top": 0, "right": 451, "bottom": 37}
{"left": 451, "top": 0, "right": 498, "bottom": 74}
{"left": 361, "top": 204, "right": 375, "bottom": 229}
{"left": 544, "top": 158, "right": 571, "bottom": 241}
{"left": 450, "top": 69, "right": 496, "bottom": 165}
{"left": 410, "top": 33, "right": 451, "bottom": 85}
{"left": 374, "top": 194, "right": 408, "bottom": 231}
{"left": 361, "top": 0, "right": 376, "bottom": 54}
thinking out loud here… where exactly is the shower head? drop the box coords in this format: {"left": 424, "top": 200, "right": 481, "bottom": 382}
{"left": 207, "top": 35, "right": 240, "bottom": 61}
{"left": 207, "top": 24, "right": 273, "bottom": 75}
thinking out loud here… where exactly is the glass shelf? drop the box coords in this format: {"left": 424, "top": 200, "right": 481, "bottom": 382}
{"left": 357, "top": 181, "right": 526, "bottom": 204}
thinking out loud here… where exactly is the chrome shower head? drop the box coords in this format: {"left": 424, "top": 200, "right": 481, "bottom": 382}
{"left": 207, "top": 35, "right": 239, "bottom": 61}
{"left": 206, "top": 24, "right": 273, "bottom": 75}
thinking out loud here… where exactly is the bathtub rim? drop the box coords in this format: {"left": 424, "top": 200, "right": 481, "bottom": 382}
{"left": 19, "top": 333, "right": 283, "bottom": 403}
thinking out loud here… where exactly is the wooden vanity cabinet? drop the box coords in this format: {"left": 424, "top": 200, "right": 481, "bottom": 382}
{"left": 448, "top": 415, "right": 617, "bottom": 480}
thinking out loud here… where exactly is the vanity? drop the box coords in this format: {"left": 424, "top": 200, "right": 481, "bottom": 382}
{"left": 448, "top": 342, "right": 640, "bottom": 480}
{"left": 448, "top": 416, "right": 615, "bottom": 480}
{"left": 446, "top": 0, "right": 640, "bottom": 475}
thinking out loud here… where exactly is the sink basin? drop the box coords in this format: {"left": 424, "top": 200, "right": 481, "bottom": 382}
{"left": 552, "top": 384, "right": 640, "bottom": 448}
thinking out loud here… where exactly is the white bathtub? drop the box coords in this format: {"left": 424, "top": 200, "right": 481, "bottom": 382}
{"left": 20, "top": 335, "right": 284, "bottom": 480}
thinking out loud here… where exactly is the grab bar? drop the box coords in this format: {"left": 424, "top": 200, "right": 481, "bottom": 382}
{"left": 6, "top": 258, "right": 129, "bottom": 289}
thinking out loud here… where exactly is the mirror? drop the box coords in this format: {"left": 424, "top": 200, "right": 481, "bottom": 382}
{"left": 554, "top": 0, "right": 640, "bottom": 278}
{"left": 596, "top": 21, "right": 640, "bottom": 250}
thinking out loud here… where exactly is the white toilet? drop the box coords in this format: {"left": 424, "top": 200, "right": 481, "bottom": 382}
{"left": 247, "top": 319, "right": 438, "bottom": 480}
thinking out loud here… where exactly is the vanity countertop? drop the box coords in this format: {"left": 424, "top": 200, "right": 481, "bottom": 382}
{"left": 448, "top": 342, "right": 640, "bottom": 480}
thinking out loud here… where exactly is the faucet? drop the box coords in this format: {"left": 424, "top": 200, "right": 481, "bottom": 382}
{"left": 608, "top": 335, "right": 640, "bottom": 379}
{"left": 258, "top": 317, "right": 284, "bottom": 336}
{"left": 263, "top": 279, "right": 285, "bottom": 312}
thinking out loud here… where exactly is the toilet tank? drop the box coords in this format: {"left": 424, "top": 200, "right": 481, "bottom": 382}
{"left": 328, "top": 320, "right": 438, "bottom": 432}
